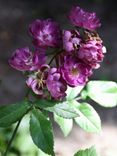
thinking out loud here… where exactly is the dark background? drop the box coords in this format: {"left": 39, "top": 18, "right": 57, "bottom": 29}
{"left": 0, "top": 0, "right": 117, "bottom": 122}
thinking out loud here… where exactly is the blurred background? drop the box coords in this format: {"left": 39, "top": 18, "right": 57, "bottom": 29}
{"left": 0, "top": 0, "right": 117, "bottom": 155}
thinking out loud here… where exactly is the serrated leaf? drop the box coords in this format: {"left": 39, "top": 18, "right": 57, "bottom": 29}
{"left": 46, "top": 101, "right": 79, "bottom": 119}
{"left": 74, "top": 146, "right": 98, "bottom": 156}
{"left": 87, "top": 81, "right": 117, "bottom": 107}
{"left": 54, "top": 114, "right": 73, "bottom": 137}
{"left": 35, "top": 99, "right": 58, "bottom": 108}
{"left": 0, "top": 101, "right": 30, "bottom": 127}
{"left": 30, "top": 109, "right": 55, "bottom": 156}
{"left": 66, "top": 85, "right": 84, "bottom": 100}
{"left": 72, "top": 101, "right": 101, "bottom": 133}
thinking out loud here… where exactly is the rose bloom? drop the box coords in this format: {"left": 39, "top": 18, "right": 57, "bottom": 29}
{"left": 78, "top": 40, "right": 106, "bottom": 68}
{"left": 26, "top": 76, "right": 44, "bottom": 95}
{"left": 61, "top": 56, "right": 92, "bottom": 87}
{"left": 69, "top": 6, "right": 101, "bottom": 31}
{"left": 26, "top": 65, "right": 49, "bottom": 96}
{"left": 9, "top": 47, "right": 46, "bottom": 71}
{"left": 46, "top": 68, "right": 67, "bottom": 100}
{"left": 29, "top": 19, "right": 62, "bottom": 48}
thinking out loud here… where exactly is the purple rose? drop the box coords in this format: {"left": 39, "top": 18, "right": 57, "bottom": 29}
{"left": 29, "top": 19, "right": 62, "bottom": 48}
{"left": 46, "top": 68, "right": 67, "bottom": 100}
{"left": 30, "top": 51, "right": 47, "bottom": 71}
{"left": 63, "top": 30, "right": 81, "bottom": 52}
{"left": 78, "top": 40, "right": 106, "bottom": 68}
{"left": 26, "top": 65, "right": 49, "bottom": 95}
{"left": 69, "top": 6, "right": 101, "bottom": 31}
{"left": 61, "top": 56, "right": 92, "bottom": 87}
{"left": 9, "top": 47, "right": 32, "bottom": 71}
{"left": 9, "top": 47, "right": 46, "bottom": 71}
{"left": 26, "top": 76, "right": 43, "bottom": 95}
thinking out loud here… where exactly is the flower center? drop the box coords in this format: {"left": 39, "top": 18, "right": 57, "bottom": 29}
{"left": 71, "top": 67, "right": 79, "bottom": 76}
{"left": 36, "top": 71, "right": 45, "bottom": 88}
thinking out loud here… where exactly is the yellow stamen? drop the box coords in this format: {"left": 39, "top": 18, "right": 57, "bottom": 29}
{"left": 71, "top": 68, "right": 79, "bottom": 76}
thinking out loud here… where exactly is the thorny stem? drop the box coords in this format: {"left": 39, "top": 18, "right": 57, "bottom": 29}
{"left": 4, "top": 119, "right": 22, "bottom": 156}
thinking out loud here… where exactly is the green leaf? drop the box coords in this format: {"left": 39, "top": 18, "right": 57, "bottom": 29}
{"left": 66, "top": 85, "right": 84, "bottom": 100}
{"left": 30, "top": 109, "right": 55, "bottom": 156}
{"left": 0, "top": 101, "right": 30, "bottom": 127}
{"left": 87, "top": 81, "right": 117, "bottom": 107}
{"left": 35, "top": 99, "right": 58, "bottom": 108}
{"left": 46, "top": 101, "right": 79, "bottom": 119}
{"left": 54, "top": 114, "right": 73, "bottom": 137}
{"left": 74, "top": 146, "right": 98, "bottom": 156}
{"left": 72, "top": 101, "right": 101, "bottom": 133}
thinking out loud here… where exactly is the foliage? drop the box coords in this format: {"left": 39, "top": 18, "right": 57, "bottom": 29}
{"left": 0, "top": 81, "right": 117, "bottom": 155}
{"left": 74, "top": 146, "right": 98, "bottom": 156}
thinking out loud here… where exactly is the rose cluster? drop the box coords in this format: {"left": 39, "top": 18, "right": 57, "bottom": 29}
{"left": 9, "top": 6, "right": 106, "bottom": 100}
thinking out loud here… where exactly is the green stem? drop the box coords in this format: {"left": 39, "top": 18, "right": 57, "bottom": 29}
{"left": 25, "top": 88, "right": 31, "bottom": 100}
{"left": 4, "top": 119, "right": 22, "bottom": 156}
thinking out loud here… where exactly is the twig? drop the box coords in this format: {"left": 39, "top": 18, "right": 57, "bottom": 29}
{"left": 48, "top": 50, "right": 63, "bottom": 65}
{"left": 4, "top": 119, "right": 22, "bottom": 156}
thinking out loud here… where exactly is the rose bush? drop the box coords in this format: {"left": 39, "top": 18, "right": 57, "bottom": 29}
{"left": 0, "top": 5, "right": 117, "bottom": 156}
